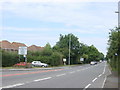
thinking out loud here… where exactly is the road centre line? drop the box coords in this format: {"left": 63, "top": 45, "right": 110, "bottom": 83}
{"left": 98, "top": 74, "right": 102, "bottom": 77}
{"left": 56, "top": 73, "right": 66, "bottom": 77}
{"left": 92, "top": 78, "right": 97, "bottom": 82}
{"left": 1, "top": 83, "right": 24, "bottom": 88}
{"left": 34, "top": 77, "right": 52, "bottom": 82}
{"left": 69, "top": 71, "right": 75, "bottom": 74}
{"left": 77, "top": 70, "right": 81, "bottom": 72}
{"left": 83, "top": 84, "right": 91, "bottom": 90}
{"left": 102, "top": 62, "right": 106, "bottom": 75}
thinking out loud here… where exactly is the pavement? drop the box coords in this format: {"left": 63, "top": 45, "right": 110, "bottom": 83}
{"left": 104, "top": 71, "right": 119, "bottom": 89}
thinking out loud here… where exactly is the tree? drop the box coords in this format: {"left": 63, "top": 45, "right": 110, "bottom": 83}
{"left": 106, "top": 27, "right": 120, "bottom": 73}
{"left": 53, "top": 34, "right": 81, "bottom": 64}
{"left": 41, "top": 43, "right": 52, "bottom": 56}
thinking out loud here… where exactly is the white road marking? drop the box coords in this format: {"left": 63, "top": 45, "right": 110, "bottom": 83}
{"left": 1, "top": 83, "right": 24, "bottom": 88}
{"left": 69, "top": 71, "right": 75, "bottom": 74}
{"left": 102, "top": 76, "right": 107, "bottom": 88}
{"left": 98, "top": 74, "right": 102, "bottom": 77}
{"left": 34, "top": 77, "right": 52, "bottom": 82}
{"left": 56, "top": 73, "right": 66, "bottom": 77}
{"left": 81, "top": 69, "right": 85, "bottom": 71}
{"left": 77, "top": 70, "right": 81, "bottom": 72}
{"left": 102, "top": 62, "right": 106, "bottom": 74}
{"left": 92, "top": 78, "right": 97, "bottom": 82}
{"left": 83, "top": 84, "right": 91, "bottom": 90}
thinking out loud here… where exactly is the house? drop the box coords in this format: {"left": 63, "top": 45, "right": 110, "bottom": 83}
{"left": 0, "top": 40, "right": 44, "bottom": 52}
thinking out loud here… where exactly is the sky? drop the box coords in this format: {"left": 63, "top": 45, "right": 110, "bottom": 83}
{"left": 0, "top": 0, "right": 119, "bottom": 55}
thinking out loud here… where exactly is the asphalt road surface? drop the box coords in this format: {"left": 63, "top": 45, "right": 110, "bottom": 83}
{"left": 1, "top": 61, "right": 111, "bottom": 89}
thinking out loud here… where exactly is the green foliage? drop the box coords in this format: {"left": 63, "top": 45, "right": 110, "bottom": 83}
{"left": 53, "top": 34, "right": 80, "bottom": 64}
{"left": 2, "top": 50, "right": 19, "bottom": 67}
{"left": 53, "top": 34, "right": 104, "bottom": 64}
{"left": 0, "top": 49, "right": 2, "bottom": 67}
{"left": 80, "top": 44, "right": 104, "bottom": 63}
{"left": 26, "top": 43, "right": 63, "bottom": 66}
{"left": 1, "top": 34, "right": 104, "bottom": 67}
{"left": 106, "top": 27, "right": 120, "bottom": 73}
{"left": 50, "top": 52, "right": 63, "bottom": 66}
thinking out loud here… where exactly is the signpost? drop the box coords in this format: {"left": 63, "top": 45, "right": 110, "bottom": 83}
{"left": 18, "top": 46, "right": 27, "bottom": 63}
{"left": 63, "top": 58, "right": 66, "bottom": 65}
{"left": 18, "top": 46, "right": 27, "bottom": 55}
{"left": 80, "top": 58, "right": 84, "bottom": 62}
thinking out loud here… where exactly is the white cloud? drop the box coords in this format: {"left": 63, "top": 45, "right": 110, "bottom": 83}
{"left": 2, "top": 26, "right": 108, "bottom": 34}
{"left": 1, "top": 0, "right": 119, "bottom": 3}
{"left": 2, "top": 30, "right": 59, "bottom": 47}
{"left": 1, "top": 1, "right": 117, "bottom": 55}
{"left": 1, "top": 1, "right": 117, "bottom": 30}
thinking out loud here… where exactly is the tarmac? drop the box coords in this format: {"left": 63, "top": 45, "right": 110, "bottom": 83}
{"left": 0, "top": 65, "right": 119, "bottom": 89}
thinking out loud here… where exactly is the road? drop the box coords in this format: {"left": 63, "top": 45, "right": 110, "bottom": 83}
{"left": 1, "top": 61, "right": 112, "bottom": 89}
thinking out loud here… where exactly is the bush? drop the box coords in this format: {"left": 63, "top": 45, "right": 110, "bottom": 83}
{"left": 2, "top": 50, "right": 19, "bottom": 67}
{"left": 1, "top": 43, "right": 64, "bottom": 67}
{"left": 50, "top": 52, "right": 63, "bottom": 66}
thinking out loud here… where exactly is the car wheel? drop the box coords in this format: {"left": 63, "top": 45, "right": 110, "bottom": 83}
{"left": 42, "top": 65, "right": 45, "bottom": 67}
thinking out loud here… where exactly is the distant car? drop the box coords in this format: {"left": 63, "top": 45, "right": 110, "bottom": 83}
{"left": 90, "top": 61, "right": 97, "bottom": 65}
{"left": 32, "top": 61, "right": 48, "bottom": 67}
{"left": 99, "top": 60, "right": 102, "bottom": 63}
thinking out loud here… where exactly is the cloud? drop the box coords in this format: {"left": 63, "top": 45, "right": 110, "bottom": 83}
{"left": 1, "top": 0, "right": 119, "bottom": 3}
{"left": 1, "top": 1, "right": 117, "bottom": 30}
{"left": 2, "top": 30, "right": 59, "bottom": 47}
{"left": 1, "top": 1, "right": 117, "bottom": 55}
{"left": 2, "top": 26, "right": 108, "bottom": 34}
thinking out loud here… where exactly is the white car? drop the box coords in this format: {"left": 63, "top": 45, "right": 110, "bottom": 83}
{"left": 90, "top": 61, "right": 97, "bottom": 65}
{"left": 99, "top": 60, "right": 102, "bottom": 63}
{"left": 32, "top": 61, "right": 48, "bottom": 67}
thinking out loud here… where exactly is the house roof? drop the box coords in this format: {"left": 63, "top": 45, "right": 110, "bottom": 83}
{"left": 0, "top": 40, "right": 44, "bottom": 51}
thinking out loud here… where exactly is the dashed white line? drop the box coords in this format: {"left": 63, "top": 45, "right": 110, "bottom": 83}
{"left": 69, "top": 71, "right": 75, "bottom": 74}
{"left": 34, "top": 77, "right": 52, "bottom": 82}
{"left": 98, "top": 74, "right": 102, "bottom": 77}
{"left": 56, "top": 73, "right": 66, "bottom": 77}
{"left": 77, "top": 70, "right": 81, "bottom": 72}
{"left": 92, "top": 78, "right": 97, "bottom": 82}
{"left": 102, "top": 62, "right": 106, "bottom": 74}
{"left": 83, "top": 84, "right": 91, "bottom": 90}
{"left": 102, "top": 76, "right": 107, "bottom": 88}
{"left": 1, "top": 83, "right": 24, "bottom": 88}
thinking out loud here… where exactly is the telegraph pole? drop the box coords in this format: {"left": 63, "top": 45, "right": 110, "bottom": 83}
{"left": 68, "top": 34, "right": 71, "bottom": 65}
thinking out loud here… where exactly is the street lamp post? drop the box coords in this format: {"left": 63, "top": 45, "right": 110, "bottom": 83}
{"left": 115, "top": 1, "right": 120, "bottom": 73}
{"left": 115, "top": 1, "right": 120, "bottom": 27}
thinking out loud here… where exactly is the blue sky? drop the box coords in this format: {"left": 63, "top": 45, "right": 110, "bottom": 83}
{"left": 0, "top": 0, "right": 119, "bottom": 55}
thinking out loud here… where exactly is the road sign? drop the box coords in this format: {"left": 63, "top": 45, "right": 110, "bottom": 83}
{"left": 18, "top": 46, "right": 27, "bottom": 55}
{"left": 63, "top": 58, "right": 67, "bottom": 62}
{"left": 80, "top": 58, "right": 84, "bottom": 62}
{"left": 63, "top": 58, "right": 66, "bottom": 65}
